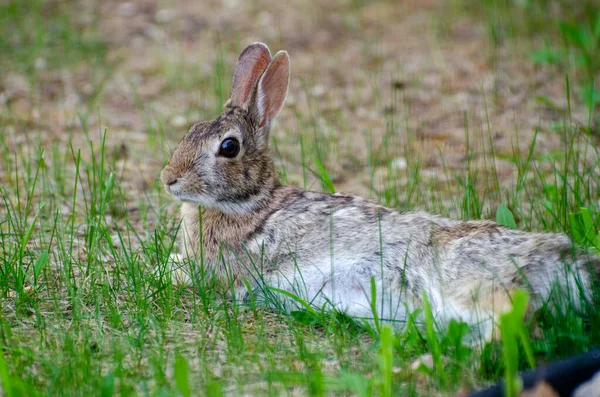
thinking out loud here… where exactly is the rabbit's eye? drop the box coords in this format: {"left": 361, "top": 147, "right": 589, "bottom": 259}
{"left": 219, "top": 138, "right": 240, "bottom": 158}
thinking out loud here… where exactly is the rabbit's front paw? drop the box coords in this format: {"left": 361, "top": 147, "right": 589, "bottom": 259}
{"left": 154, "top": 254, "right": 192, "bottom": 285}
{"left": 170, "top": 253, "right": 192, "bottom": 285}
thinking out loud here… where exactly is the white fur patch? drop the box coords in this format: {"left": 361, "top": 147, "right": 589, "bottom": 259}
{"left": 177, "top": 192, "right": 265, "bottom": 215}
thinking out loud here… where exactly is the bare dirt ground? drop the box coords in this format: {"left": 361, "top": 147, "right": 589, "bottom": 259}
{"left": 3, "top": 0, "right": 591, "bottom": 219}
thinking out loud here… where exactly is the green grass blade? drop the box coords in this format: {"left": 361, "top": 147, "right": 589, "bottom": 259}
{"left": 175, "top": 353, "right": 191, "bottom": 397}
{"left": 496, "top": 203, "right": 517, "bottom": 229}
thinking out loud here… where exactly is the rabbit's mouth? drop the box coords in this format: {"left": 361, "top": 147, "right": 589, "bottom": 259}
{"left": 167, "top": 186, "right": 207, "bottom": 204}
{"left": 170, "top": 190, "right": 208, "bottom": 205}
{"left": 174, "top": 190, "right": 268, "bottom": 215}
{"left": 163, "top": 181, "right": 214, "bottom": 206}
{"left": 164, "top": 179, "right": 185, "bottom": 196}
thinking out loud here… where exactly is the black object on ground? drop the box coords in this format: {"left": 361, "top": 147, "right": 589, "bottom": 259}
{"left": 469, "top": 348, "right": 600, "bottom": 397}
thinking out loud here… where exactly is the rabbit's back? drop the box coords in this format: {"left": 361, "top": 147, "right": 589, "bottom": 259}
{"left": 254, "top": 188, "right": 444, "bottom": 278}
{"left": 246, "top": 187, "right": 593, "bottom": 323}
{"left": 245, "top": 188, "right": 455, "bottom": 314}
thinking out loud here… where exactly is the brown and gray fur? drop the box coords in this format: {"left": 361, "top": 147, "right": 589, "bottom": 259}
{"left": 161, "top": 43, "right": 598, "bottom": 339}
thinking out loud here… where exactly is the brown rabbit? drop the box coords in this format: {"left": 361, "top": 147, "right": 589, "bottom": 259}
{"left": 161, "top": 42, "right": 599, "bottom": 339}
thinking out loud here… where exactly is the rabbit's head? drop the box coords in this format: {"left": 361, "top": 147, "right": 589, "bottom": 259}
{"left": 161, "top": 43, "right": 289, "bottom": 214}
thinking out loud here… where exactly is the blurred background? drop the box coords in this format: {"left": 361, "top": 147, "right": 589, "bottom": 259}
{"left": 1, "top": 0, "right": 599, "bottom": 215}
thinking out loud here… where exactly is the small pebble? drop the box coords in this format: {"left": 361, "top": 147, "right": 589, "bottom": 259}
{"left": 34, "top": 57, "right": 47, "bottom": 70}
{"left": 155, "top": 9, "right": 177, "bottom": 24}
{"left": 118, "top": 2, "right": 136, "bottom": 17}
{"left": 390, "top": 157, "right": 407, "bottom": 170}
{"left": 171, "top": 115, "right": 187, "bottom": 128}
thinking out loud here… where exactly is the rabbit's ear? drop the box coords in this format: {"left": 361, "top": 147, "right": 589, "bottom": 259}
{"left": 255, "top": 51, "right": 290, "bottom": 128}
{"left": 230, "top": 43, "right": 272, "bottom": 107}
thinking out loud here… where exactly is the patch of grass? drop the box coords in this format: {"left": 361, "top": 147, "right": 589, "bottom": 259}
{"left": 464, "top": 0, "right": 600, "bottom": 131}
{"left": 2, "top": 82, "right": 599, "bottom": 394}
{"left": 1, "top": 1, "right": 600, "bottom": 396}
{"left": 0, "top": 0, "right": 106, "bottom": 77}
{"left": 499, "top": 291, "right": 535, "bottom": 397}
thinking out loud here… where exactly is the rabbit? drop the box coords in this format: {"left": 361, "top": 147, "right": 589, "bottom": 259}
{"left": 160, "top": 42, "right": 599, "bottom": 340}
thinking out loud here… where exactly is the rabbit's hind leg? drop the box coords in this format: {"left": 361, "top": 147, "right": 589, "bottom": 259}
{"left": 442, "top": 283, "right": 524, "bottom": 343}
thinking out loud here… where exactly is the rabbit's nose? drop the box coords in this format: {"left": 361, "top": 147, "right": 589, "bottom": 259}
{"left": 160, "top": 168, "right": 179, "bottom": 187}
{"left": 165, "top": 177, "right": 179, "bottom": 186}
